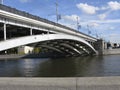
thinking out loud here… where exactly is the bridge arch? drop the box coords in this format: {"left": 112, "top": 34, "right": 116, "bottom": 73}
{"left": 0, "top": 34, "right": 97, "bottom": 56}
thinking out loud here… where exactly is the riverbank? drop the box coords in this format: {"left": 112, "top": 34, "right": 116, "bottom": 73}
{"left": 0, "top": 54, "right": 26, "bottom": 59}
{"left": 0, "top": 52, "right": 65, "bottom": 59}
{"left": 0, "top": 54, "right": 25, "bottom": 59}
{"left": 0, "top": 49, "right": 120, "bottom": 59}
{"left": 103, "top": 48, "right": 120, "bottom": 55}
{"left": 0, "top": 77, "right": 120, "bottom": 90}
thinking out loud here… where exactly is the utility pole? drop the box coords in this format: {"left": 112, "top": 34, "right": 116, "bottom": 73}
{"left": 76, "top": 17, "right": 81, "bottom": 31}
{"left": 87, "top": 24, "right": 91, "bottom": 35}
{"left": 76, "top": 17, "right": 79, "bottom": 31}
{"left": 0, "top": 0, "right": 3, "bottom": 4}
{"left": 55, "top": 0, "right": 58, "bottom": 23}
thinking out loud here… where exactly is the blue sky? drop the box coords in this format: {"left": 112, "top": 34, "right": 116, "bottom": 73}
{"left": 2, "top": 0, "right": 120, "bottom": 43}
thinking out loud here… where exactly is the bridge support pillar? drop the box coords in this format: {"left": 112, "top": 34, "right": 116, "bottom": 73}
{"left": 94, "top": 39, "right": 105, "bottom": 55}
{"left": 30, "top": 28, "right": 32, "bottom": 35}
{"left": 4, "top": 23, "right": 6, "bottom": 40}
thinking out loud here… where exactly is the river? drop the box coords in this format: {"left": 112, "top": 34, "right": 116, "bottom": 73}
{"left": 0, "top": 55, "right": 120, "bottom": 77}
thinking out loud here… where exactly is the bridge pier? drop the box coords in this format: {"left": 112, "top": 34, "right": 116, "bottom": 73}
{"left": 94, "top": 39, "right": 107, "bottom": 55}
{"left": 30, "top": 28, "right": 32, "bottom": 35}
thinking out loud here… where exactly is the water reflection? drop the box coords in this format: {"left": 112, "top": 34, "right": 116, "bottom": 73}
{"left": 74, "top": 56, "right": 104, "bottom": 77}
{"left": 0, "top": 55, "right": 120, "bottom": 77}
{"left": 37, "top": 58, "right": 76, "bottom": 77}
{"left": 19, "top": 59, "right": 49, "bottom": 77}
{"left": 19, "top": 59, "right": 38, "bottom": 77}
{"left": 0, "top": 60, "right": 20, "bottom": 76}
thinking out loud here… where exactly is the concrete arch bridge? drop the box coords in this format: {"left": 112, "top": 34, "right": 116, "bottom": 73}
{"left": 0, "top": 34, "right": 97, "bottom": 57}
{"left": 0, "top": 4, "right": 100, "bottom": 57}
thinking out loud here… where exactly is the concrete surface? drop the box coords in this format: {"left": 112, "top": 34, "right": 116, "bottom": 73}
{"left": 0, "top": 54, "right": 25, "bottom": 59}
{"left": 103, "top": 48, "right": 120, "bottom": 55}
{"left": 0, "top": 77, "right": 120, "bottom": 90}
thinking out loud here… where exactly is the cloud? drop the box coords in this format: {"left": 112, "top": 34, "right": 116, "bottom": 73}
{"left": 19, "top": 0, "right": 31, "bottom": 3}
{"left": 108, "top": 1, "right": 120, "bottom": 10}
{"left": 109, "top": 34, "right": 120, "bottom": 36}
{"left": 88, "top": 22, "right": 99, "bottom": 27}
{"left": 59, "top": 15, "right": 81, "bottom": 29}
{"left": 80, "top": 19, "right": 120, "bottom": 27}
{"left": 64, "top": 23, "right": 76, "bottom": 29}
{"left": 98, "top": 8, "right": 112, "bottom": 20}
{"left": 100, "top": 6, "right": 109, "bottom": 10}
{"left": 76, "top": 1, "right": 120, "bottom": 16}
{"left": 97, "top": 1, "right": 120, "bottom": 20}
{"left": 59, "top": 21, "right": 77, "bottom": 29}
{"left": 62, "top": 14, "right": 80, "bottom": 22}
{"left": 76, "top": 3, "right": 99, "bottom": 14}
{"left": 86, "top": 19, "right": 120, "bottom": 24}
{"left": 98, "top": 14, "right": 107, "bottom": 20}
{"left": 109, "top": 26, "right": 115, "bottom": 30}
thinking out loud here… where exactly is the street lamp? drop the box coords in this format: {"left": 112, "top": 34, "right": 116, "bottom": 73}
{"left": 0, "top": 0, "right": 3, "bottom": 4}
{"left": 76, "top": 16, "right": 81, "bottom": 31}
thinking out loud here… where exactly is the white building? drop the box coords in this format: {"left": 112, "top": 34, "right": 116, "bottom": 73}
{"left": 18, "top": 46, "right": 34, "bottom": 54}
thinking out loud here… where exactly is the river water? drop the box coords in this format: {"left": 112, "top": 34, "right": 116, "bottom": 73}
{"left": 0, "top": 55, "right": 120, "bottom": 77}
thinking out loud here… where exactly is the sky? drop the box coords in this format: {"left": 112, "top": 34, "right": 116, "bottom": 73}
{"left": 2, "top": 0, "right": 120, "bottom": 43}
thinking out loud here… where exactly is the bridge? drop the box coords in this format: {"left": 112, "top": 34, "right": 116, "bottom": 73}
{"left": 0, "top": 4, "right": 99, "bottom": 57}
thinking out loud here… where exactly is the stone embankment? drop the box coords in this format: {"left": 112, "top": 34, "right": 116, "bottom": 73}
{"left": 0, "top": 54, "right": 25, "bottom": 59}
{"left": 103, "top": 48, "right": 120, "bottom": 55}
{"left": 0, "top": 77, "right": 120, "bottom": 90}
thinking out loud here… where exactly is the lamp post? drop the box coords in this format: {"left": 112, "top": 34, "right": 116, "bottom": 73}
{"left": 76, "top": 16, "right": 81, "bottom": 31}
{"left": 0, "top": 0, "right": 3, "bottom": 4}
{"left": 55, "top": 1, "right": 58, "bottom": 23}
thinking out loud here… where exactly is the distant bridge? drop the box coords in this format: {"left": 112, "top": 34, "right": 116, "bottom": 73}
{"left": 0, "top": 4, "right": 98, "bottom": 57}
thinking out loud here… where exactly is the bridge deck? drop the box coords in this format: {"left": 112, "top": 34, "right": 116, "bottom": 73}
{"left": 0, "top": 4, "right": 97, "bottom": 41}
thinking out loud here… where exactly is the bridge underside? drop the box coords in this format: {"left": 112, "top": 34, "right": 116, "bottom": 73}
{"left": 0, "top": 4, "right": 98, "bottom": 57}
{"left": 0, "top": 34, "right": 97, "bottom": 57}
{"left": 28, "top": 40, "right": 94, "bottom": 57}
